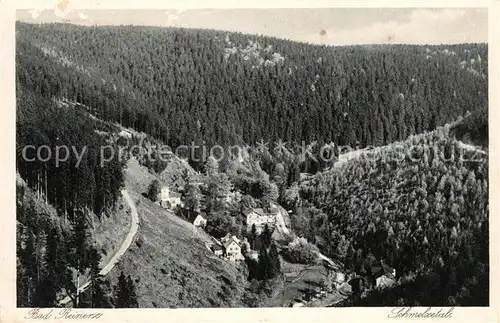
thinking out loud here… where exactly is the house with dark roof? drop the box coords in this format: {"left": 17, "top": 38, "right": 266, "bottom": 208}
{"left": 244, "top": 207, "right": 278, "bottom": 233}
{"left": 223, "top": 236, "right": 245, "bottom": 263}
{"left": 210, "top": 243, "right": 224, "bottom": 257}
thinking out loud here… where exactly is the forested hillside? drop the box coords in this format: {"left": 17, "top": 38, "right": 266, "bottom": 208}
{"left": 16, "top": 22, "right": 487, "bottom": 156}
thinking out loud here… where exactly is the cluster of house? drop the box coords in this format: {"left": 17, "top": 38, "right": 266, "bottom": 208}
{"left": 157, "top": 179, "right": 281, "bottom": 232}
{"left": 158, "top": 182, "right": 399, "bottom": 301}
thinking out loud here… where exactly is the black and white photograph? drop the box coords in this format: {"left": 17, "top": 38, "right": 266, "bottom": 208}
{"left": 11, "top": 5, "right": 491, "bottom": 312}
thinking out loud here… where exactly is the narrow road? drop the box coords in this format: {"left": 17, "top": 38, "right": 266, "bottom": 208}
{"left": 59, "top": 189, "right": 140, "bottom": 306}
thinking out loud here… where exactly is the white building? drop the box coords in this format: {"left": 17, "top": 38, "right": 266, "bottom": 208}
{"left": 160, "top": 186, "right": 183, "bottom": 209}
{"left": 220, "top": 233, "right": 241, "bottom": 245}
{"left": 220, "top": 235, "right": 244, "bottom": 263}
{"left": 192, "top": 214, "right": 207, "bottom": 228}
{"left": 333, "top": 272, "right": 346, "bottom": 289}
{"left": 335, "top": 272, "right": 346, "bottom": 284}
{"left": 247, "top": 250, "right": 259, "bottom": 261}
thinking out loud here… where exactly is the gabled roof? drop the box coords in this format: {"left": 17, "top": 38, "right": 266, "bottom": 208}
{"left": 221, "top": 233, "right": 232, "bottom": 243}
{"left": 253, "top": 208, "right": 265, "bottom": 216}
{"left": 269, "top": 207, "right": 280, "bottom": 214}
{"left": 371, "top": 260, "right": 395, "bottom": 279}
{"left": 380, "top": 260, "right": 395, "bottom": 278}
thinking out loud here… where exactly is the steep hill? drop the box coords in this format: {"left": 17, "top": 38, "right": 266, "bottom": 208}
{"left": 449, "top": 106, "right": 488, "bottom": 149}
{"left": 295, "top": 125, "right": 488, "bottom": 305}
{"left": 16, "top": 22, "right": 487, "bottom": 152}
{"left": 15, "top": 21, "right": 489, "bottom": 307}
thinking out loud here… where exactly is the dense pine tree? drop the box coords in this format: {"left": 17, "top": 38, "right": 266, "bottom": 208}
{"left": 114, "top": 272, "right": 129, "bottom": 308}
{"left": 15, "top": 20, "right": 488, "bottom": 307}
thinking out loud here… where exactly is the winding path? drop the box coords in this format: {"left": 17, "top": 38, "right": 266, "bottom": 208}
{"left": 59, "top": 189, "right": 140, "bottom": 306}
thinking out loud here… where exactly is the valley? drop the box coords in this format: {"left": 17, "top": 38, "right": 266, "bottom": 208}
{"left": 15, "top": 20, "right": 489, "bottom": 308}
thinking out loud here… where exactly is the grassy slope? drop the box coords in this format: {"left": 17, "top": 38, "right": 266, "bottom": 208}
{"left": 106, "top": 158, "right": 248, "bottom": 308}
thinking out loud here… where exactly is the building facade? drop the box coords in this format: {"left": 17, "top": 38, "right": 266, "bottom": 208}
{"left": 244, "top": 208, "right": 278, "bottom": 233}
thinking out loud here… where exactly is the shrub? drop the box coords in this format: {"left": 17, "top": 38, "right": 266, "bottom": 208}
{"left": 282, "top": 237, "right": 318, "bottom": 264}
